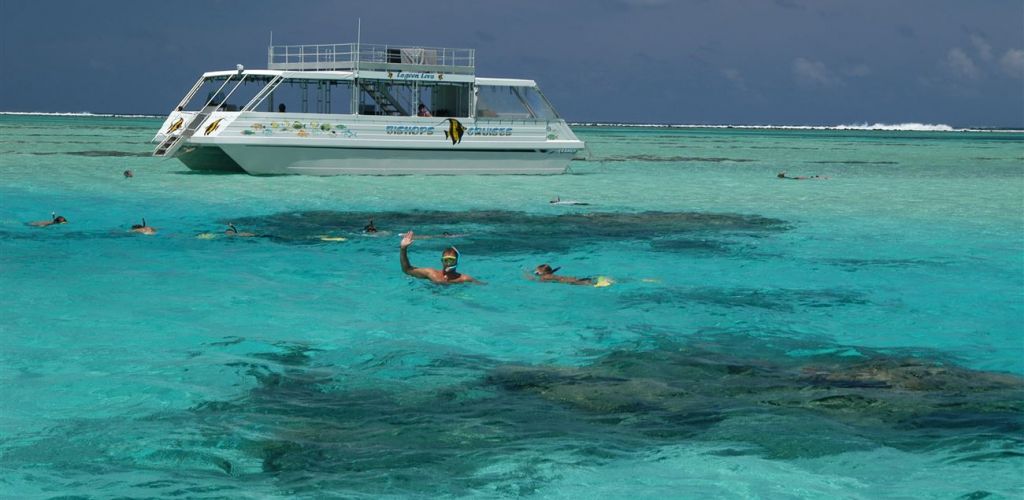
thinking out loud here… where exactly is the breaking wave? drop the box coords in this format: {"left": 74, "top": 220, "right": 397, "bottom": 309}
{"left": 0, "top": 111, "right": 162, "bottom": 118}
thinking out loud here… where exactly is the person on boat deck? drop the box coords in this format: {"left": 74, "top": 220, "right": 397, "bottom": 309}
{"left": 130, "top": 218, "right": 156, "bottom": 235}
{"left": 364, "top": 218, "right": 378, "bottom": 233}
{"left": 29, "top": 213, "right": 68, "bottom": 227}
{"left": 400, "top": 231, "right": 480, "bottom": 285}
{"left": 417, "top": 103, "right": 432, "bottom": 117}
{"left": 530, "top": 264, "right": 594, "bottom": 286}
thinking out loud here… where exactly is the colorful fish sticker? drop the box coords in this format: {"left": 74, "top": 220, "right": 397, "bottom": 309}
{"left": 166, "top": 117, "right": 184, "bottom": 134}
{"left": 203, "top": 118, "right": 224, "bottom": 135}
{"left": 443, "top": 118, "right": 466, "bottom": 145}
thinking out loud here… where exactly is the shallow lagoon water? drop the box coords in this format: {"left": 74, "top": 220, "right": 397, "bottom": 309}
{"left": 1, "top": 115, "right": 1022, "bottom": 498}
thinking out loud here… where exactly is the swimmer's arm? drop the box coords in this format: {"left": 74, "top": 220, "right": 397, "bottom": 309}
{"left": 399, "top": 231, "right": 437, "bottom": 280}
{"left": 462, "top": 275, "right": 486, "bottom": 285}
{"left": 400, "top": 245, "right": 432, "bottom": 279}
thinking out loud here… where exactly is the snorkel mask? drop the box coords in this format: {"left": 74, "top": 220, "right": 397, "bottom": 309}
{"left": 442, "top": 247, "right": 460, "bottom": 273}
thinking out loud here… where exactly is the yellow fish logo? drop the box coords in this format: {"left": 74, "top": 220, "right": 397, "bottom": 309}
{"left": 166, "top": 117, "right": 184, "bottom": 134}
{"left": 443, "top": 118, "right": 466, "bottom": 145}
{"left": 204, "top": 118, "right": 224, "bottom": 136}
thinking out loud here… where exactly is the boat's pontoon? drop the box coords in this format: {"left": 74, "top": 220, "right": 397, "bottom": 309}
{"left": 152, "top": 42, "right": 584, "bottom": 175}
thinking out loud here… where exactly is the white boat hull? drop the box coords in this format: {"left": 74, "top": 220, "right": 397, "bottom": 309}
{"left": 218, "top": 144, "right": 575, "bottom": 175}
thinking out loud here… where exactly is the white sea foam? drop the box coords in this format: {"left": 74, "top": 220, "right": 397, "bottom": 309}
{"left": 0, "top": 111, "right": 161, "bottom": 118}
{"left": 832, "top": 122, "right": 955, "bottom": 131}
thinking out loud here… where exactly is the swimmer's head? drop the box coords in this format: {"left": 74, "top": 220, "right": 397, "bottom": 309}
{"left": 534, "top": 264, "right": 560, "bottom": 276}
{"left": 53, "top": 215, "right": 67, "bottom": 224}
{"left": 441, "top": 246, "right": 460, "bottom": 273}
{"left": 777, "top": 172, "right": 786, "bottom": 178}
{"left": 227, "top": 223, "right": 238, "bottom": 234}
{"left": 131, "top": 218, "right": 147, "bottom": 230}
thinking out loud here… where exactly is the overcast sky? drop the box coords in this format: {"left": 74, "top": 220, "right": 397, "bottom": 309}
{"left": 2, "top": 0, "right": 1022, "bottom": 126}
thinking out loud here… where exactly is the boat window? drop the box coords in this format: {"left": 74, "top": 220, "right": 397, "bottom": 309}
{"left": 220, "top": 76, "right": 276, "bottom": 112}
{"left": 423, "top": 83, "right": 469, "bottom": 118}
{"left": 358, "top": 81, "right": 414, "bottom": 116}
{"left": 475, "top": 85, "right": 553, "bottom": 120}
{"left": 267, "top": 79, "right": 353, "bottom": 114}
{"left": 356, "top": 81, "right": 470, "bottom": 118}
{"left": 517, "top": 86, "right": 560, "bottom": 120}
{"left": 180, "top": 76, "right": 231, "bottom": 111}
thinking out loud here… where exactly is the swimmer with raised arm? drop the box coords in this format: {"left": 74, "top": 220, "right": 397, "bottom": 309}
{"left": 400, "top": 231, "right": 481, "bottom": 285}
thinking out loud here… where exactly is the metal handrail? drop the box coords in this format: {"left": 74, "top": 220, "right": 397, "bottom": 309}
{"left": 268, "top": 43, "right": 475, "bottom": 72}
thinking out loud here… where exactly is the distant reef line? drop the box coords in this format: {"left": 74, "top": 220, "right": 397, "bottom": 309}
{"left": 0, "top": 111, "right": 164, "bottom": 118}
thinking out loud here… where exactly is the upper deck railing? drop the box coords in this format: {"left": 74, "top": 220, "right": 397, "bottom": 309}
{"left": 268, "top": 43, "right": 475, "bottom": 74}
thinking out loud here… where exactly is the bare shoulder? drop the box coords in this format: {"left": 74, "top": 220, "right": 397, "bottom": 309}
{"left": 457, "top": 274, "right": 484, "bottom": 285}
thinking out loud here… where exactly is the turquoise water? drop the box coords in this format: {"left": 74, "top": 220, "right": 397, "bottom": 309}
{"left": 1, "top": 114, "right": 1022, "bottom": 498}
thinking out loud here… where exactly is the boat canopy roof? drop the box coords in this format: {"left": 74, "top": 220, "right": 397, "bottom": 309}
{"left": 200, "top": 70, "right": 537, "bottom": 88}
{"left": 475, "top": 77, "right": 537, "bottom": 87}
{"left": 201, "top": 69, "right": 354, "bottom": 81}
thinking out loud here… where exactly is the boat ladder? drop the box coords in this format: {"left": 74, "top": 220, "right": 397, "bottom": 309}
{"left": 361, "top": 81, "right": 408, "bottom": 116}
{"left": 152, "top": 104, "right": 218, "bottom": 158}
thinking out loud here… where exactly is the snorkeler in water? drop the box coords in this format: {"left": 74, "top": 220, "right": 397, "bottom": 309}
{"left": 225, "top": 223, "right": 256, "bottom": 237}
{"left": 529, "top": 264, "right": 596, "bottom": 286}
{"left": 778, "top": 171, "right": 829, "bottom": 180}
{"left": 364, "top": 218, "right": 378, "bottom": 233}
{"left": 123, "top": 169, "right": 133, "bottom": 179}
{"left": 130, "top": 218, "right": 156, "bottom": 235}
{"left": 400, "top": 231, "right": 481, "bottom": 285}
{"left": 28, "top": 213, "right": 68, "bottom": 227}
{"left": 550, "top": 196, "right": 590, "bottom": 206}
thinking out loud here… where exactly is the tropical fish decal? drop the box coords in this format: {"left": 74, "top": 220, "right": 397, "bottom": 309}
{"left": 166, "top": 117, "right": 184, "bottom": 134}
{"left": 203, "top": 118, "right": 224, "bottom": 136}
{"left": 443, "top": 118, "right": 466, "bottom": 145}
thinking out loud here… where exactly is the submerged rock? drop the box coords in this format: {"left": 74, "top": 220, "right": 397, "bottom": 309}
{"left": 484, "top": 339, "right": 1024, "bottom": 453}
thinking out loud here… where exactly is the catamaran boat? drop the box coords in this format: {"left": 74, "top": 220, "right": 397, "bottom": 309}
{"left": 151, "top": 42, "right": 584, "bottom": 175}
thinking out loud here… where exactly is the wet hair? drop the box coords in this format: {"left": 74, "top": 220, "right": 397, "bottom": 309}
{"left": 227, "top": 223, "right": 238, "bottom": 234}
{"left": 132, "top": 218, "right": 147, "bottom": 230}
{"left": 53, "top": 215, "right": 67, "bottom": 224}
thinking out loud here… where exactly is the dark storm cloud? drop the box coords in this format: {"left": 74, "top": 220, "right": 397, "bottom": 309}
{"left": 1, "top": 0, "right": 1021, "bottom": 126}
